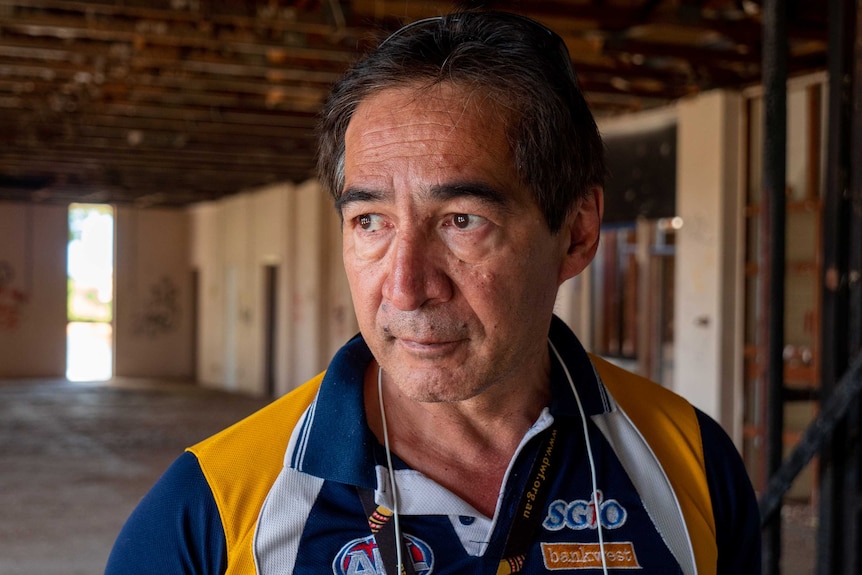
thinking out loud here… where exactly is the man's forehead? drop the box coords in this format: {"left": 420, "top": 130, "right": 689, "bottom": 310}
{"left": 343, "top": 96, "right": 511, "bottom": 184}
{"left": 348, "top": 83, "right": 506, "bottom": 140}
{"left": 336, "top": 82, "right": 535, "bottom": 212}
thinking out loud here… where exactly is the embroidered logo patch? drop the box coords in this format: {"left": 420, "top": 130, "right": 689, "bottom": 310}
{"left": 542, "top": 490, "right": 628, "bottom": 531}
{"left": 541, "top": 542, "right": 641, "bottom": 570}
{"left": 332, "top": 533, "right": 434, "bottom": 575}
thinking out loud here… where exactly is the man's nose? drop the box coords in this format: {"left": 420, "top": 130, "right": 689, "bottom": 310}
{"left": 381, "top": 231, "right": 452, "bottom": 310}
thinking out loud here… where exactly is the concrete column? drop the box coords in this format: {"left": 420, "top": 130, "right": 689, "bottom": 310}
{"left": 674, "top": 90, "right": 745, "bottom": 438}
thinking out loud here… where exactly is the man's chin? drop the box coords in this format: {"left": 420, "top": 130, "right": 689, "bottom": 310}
{"left": 382, "top": 364, "right": 492, "bottom": 404}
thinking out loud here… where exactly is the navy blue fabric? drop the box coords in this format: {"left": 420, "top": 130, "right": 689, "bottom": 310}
{"left": 696, "top": 409, "right": 762, "bottom": 573}
{"left": 105, "top": 451, "right": 226, "bottom": 575}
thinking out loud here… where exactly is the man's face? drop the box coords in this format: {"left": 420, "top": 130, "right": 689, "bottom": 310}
{"left": 339, "top": 84, "right": 574, "bottom": 403}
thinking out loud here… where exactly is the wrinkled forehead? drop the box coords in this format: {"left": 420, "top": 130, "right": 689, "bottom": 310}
{"left": 350, "top": 82, "right": 506, "bottom": 135}
{"left": 342, "top": 82, "right": 516, "bottom": 172}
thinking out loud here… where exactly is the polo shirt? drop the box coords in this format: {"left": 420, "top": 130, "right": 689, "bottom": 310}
{"left": 106, "top": 316, "right": 760, "bottom": 574}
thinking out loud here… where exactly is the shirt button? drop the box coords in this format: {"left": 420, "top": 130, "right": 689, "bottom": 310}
{"left": 458, "top": 515, "right": 475, "bottom": 525}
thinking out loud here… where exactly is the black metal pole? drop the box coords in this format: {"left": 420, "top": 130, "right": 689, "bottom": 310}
{"left": 759, "top": 353, "right": 862, "bottom": 522}
{"left": 851, "top": 0, "right": 862, "bottom": 376}
{"left": 818, "top": 0, "right": 857, "bottom": 572}
{"left": 761, "top": 0, "right": 788, "bottom": 573}
{"left": 842, "top": 4, "right": 862, "bottom": 572}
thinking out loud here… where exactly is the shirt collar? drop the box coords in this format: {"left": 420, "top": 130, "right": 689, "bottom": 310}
{"left": 546, "top": 314, "right": 613, "bottom": 418}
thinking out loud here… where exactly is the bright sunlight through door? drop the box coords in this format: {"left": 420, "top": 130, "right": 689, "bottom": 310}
{"left": 66, "top": 204, "right": 114, "bottom": 381}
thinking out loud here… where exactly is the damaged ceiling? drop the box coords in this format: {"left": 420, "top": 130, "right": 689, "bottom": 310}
{"left": 0, "top": 0, "right": 829, "bottom": 207}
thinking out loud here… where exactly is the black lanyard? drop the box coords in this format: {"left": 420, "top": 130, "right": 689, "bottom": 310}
{"left": 498, "top": 424, "right": 562, "bottom": 573}
{"left": 358, "top": 423, "right": 562, "bottom": 575}
{"left": 357, "top": 487, "right": 417, "bottom": 575}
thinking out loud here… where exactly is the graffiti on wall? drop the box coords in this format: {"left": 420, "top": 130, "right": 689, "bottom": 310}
{"left": 134, "top": 276, "right": 181, "bottom": 338}
{"left": 0, "top": 261, "right": 29, "bottom": 331}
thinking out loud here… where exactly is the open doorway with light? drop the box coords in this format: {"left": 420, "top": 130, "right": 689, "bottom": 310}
{"left": 66, "top": 203, "right": 114, "bottom": 381}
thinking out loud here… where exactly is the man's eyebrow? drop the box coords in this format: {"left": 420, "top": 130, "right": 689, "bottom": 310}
{"left": 335, "top": 182, "right": 513, "bottom": 214}
{"left": 335, "top": 187, "right": 383, "bottom": 213}
{"left": 429, "top": 182, "right": 511, "bottom": 207}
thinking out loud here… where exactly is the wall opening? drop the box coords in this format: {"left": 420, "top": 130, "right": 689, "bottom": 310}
{"left": 67, "top": 203, "right": 114, "bottom": 381}
{"left": 263, "top": 265, "right": 278, "bottom": 397}
{"left": 191, "top": 269, "right": 199, "bottom": 383}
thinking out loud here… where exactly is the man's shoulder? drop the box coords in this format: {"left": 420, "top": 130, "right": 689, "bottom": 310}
{"left": 186, "top": 373, "right": 324, "bottom": 507}
{"left": 189, "top": 373, "right": 324, "bottom": 464}
{"left": 587, "top": 353, "right": 721, "bottom": 574}
{"left": 587, "top": 353, "right": 689, "bottom": 412}
{"left": 587, "top": 353, "right": 705, "bottom": 472}
{"left": 182, "top": 373, "right": 325, "bottom": 568}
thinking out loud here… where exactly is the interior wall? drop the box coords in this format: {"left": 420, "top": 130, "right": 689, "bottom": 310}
{"left": 113, "top": 206, "right": 194, "bottom": 379}
{"left": 0, "top": 202, "right": 67, "bottom": 378}
{"left": 190, "top": 201, "right": 226, "bottom": 387}
{"left": 190, "top": 180, "right": 356, "bottom": 397}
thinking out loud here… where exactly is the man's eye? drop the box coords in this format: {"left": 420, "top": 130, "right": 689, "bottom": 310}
{"left": 356, "top": 213, "right": 384, "bottom": 231}
{"left": 450, "top": 213, "right": 484, "bottom": 230}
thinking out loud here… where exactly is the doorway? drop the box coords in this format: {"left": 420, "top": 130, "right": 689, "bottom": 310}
{"left": 66, "top": 203, "right": 114, "bottom": 381}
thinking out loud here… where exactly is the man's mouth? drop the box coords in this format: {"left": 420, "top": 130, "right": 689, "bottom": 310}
{"left": 380, "top": 312, "right": 471, "bottom": 354}
{"left": 392, "top": 337, "right": 463, "bottom": 358}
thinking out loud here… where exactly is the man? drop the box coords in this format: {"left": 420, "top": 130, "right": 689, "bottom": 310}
{"left": 106, "top": 11, "right": 760, "bottom": 575}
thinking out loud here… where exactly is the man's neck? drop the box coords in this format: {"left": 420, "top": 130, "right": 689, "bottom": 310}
{"left": 363, "top": 362, "right": 551, "bottom": 517}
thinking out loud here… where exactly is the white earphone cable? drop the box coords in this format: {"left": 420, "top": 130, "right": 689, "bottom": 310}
{"left": 377, "top": 366, "right": 405, "bottom": 573}
{"left": 549, "top": 339, "right": 609, "bottom": 575}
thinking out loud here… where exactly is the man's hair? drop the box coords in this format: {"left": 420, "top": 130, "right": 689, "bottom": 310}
{"left": 316, "top": 11, "right": 606, "bottom": 232}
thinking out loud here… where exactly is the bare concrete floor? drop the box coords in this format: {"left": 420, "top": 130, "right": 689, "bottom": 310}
{"left": 0, "top": 377, "right": 268, "bottom": 575}
{"left": 0, "top": 377, "right": 817, "bottom": 574}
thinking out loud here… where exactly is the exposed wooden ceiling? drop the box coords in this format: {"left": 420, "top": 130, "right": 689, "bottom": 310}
{"left": 0, "top": 0, "right": 829, "bottom": 207}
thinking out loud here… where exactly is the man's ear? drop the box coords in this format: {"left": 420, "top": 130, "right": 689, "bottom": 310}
{"left": 558, "top": 186, "right": 603, "bottom": 285}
